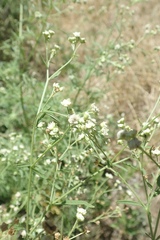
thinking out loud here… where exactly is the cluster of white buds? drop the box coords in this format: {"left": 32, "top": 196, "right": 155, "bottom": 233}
{"left": 42, "top": 29, "right": 55, "bottom": 41}
{"left": 46, "top": 121, "right": 59, "bottom": 137}
{"left": 68, "top": 32, "right": 85, "bottom": 50}
{"left": 117, "top": 117, "right": 130, "bottom": 130}
{"left": 100, "top": 121, "right": 109, "bottom": 137}
{"left": 90, "top": 103, "right": 99, "bottom": 114}
{"left": 76, "top": 207, "right": 87, "bottom": 221}
{"left": 68, "top": 112, "right": 96, "bottom": 131}
{"left": 50, "top": 44, "right": 61, "bottom": 59}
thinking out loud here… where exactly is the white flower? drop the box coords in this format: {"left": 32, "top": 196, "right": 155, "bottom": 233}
{"left": 152, "top": 148, "right": 160, "bottom": 155}
{"left": 73, "top": 32, "right": 81, "bottom": 37}
{"left": 77, "top": 207, "right": 87, "bottom": 215}
{"left": 34, "top": 11, "right": 42, "bottom": 18}
{"left": 105, "top": 173, "right": 113, "bottom": 179}
{"left": 126, "top": 189, "right": 133, "bottom": 197}
{"left": 78, "top": 133, "right": 85, "bottom": 141}
{"left": 68, "top": 114, "right": 80, "bottom": 125}
{"left": 91, "top": 103, "right": 99, "bottom": 113}
{"left": 19, "top": 144, "right": 24, "bottom": 149}
{"left": 53, "top": 82, "right": 63, "bottom": 92}
{"left": 114, "top": 44, "right": 121, "bottom": 50}
{"left": 47, "top": 122, "right": 56, "bottom": 131}
{"left": 61, "top": 98, "right": 72, "bottom": 107}
{"left": 100, "top": 121, "right": 109, "bottom": 136}
{"left": 49, "top": 127, "right": 59, "bottom": 136}
{"left": 21, "top": 230, "right": 27, "bottom": 238}
{"left": 44, "top": 159, "right": 51, "bottom": 165}
{"left": 141, "top": 128, "right": 151, "bottom": 136}
{"left": 76, "top": 207, "right": 86, "bottom": 221}
{"left": 37, "top": 121, "right": 45, "bottom": 128}
{"left": 13, "top": 146, "right": 18, "bottom": 151}
{"left": 42, "top": 30, "right": 55, "bottom": 40}
{"left": 76, "top": 212, "right": 85, "bottom": 221}
{"left": 85, "top": 119, "right": 96, "bottom": 129}
{"left": 15, "top": 192, "right": 21, "bottom": 198}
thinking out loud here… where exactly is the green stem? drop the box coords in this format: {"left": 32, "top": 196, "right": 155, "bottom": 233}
{"left": 49, "top": 148, "right": 58, "bottom": 203}
{"left": 139, "top": 146, "right": 160, "bottom": 168}
{"left": 147, "top": 210, "right": 155, "bottom": 239}
{"left": 146, "top": 95, "right": 160, "bottom": 122}
{"left": 68, "top": 219, "right": 78, "bottom": 238}
{"left": 37, "top": 44, "right": 49, "bottom": 115}
{"left": 153, "top": 209, "right": 160, "bottom": 239}
{"left": 118, "top": 173, "right": 146, "bottom": 208}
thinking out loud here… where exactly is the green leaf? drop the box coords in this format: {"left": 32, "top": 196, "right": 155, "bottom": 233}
{"left": 65, "top": 200, "right": 94, "bottom": 208}
{"left": 118, "top": 200, "right": 142, "bottom": 207}
{"left": 157, "top": 175, "right": 160, "bottom": 187}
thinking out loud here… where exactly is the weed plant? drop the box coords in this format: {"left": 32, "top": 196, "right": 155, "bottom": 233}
{"left": 0, "top": 0, "right": 160, "bottom": 240}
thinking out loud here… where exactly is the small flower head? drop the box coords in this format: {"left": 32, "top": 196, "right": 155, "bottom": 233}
{"left": 73, "top": 32, "right": 81, "bottom": 38}
{"left": 43, "top": 30, "right": 55, "bottom": 41}
{"left": 91, "top": 103, "right": 99, "bottom": 114}
{"left": 76, "top": 207, "right": 86, "bottom": 221}
{"left": 68, "top": 32, "right": 85, "bottom": 50}
{"left": 76, "top": 212, "right": 85, "bottom": 221}
{"left": 35, "top": 11, "right": 42, "bottom": 18}
{"left": 47, "top": 122, "right": 56, "bottom": 131}
{"left": 21, "top": 230, "right": 27, "bottom": 238}
{"left": 53, "top": 83, "right": 64, "bottom": 93}
{"left": 68, "top": 114, "right": 80, "bottom": 125}
{"left": 152, "top": 148, "right": 160, "bottom": 155}
{"left": 15, "top": 192, "right": 21, "bottom": 198}
{"left": 37, "top": 121, "right": 45, "bottom": 128}
{"left": 100, "top": 121, "right": 109, "bottom": 136}
{"left": 46, "top": 122, "right": 59, "bottom": 136}
{"left": 85, "top": 119, "right": 96, "bottom": 129}
{"left": 61, "top": 98, "right": 72, "bottom": 107}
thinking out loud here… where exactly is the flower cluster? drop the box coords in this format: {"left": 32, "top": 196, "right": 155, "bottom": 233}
{"left": 100, "top": 121, "right": 109, "bottom": 136}
{"left": 68, "top": 32, "right": 85, "bottom": 50}
{"left": 90, "top": 103, "right": 99, "bottom": 114}
{"left": 140, "top": 117, "right": 160, "bottom": 138}
{"left": 42, "top": 29, "right": 55, "bottom": 41}
{"left": 151, "top": 148, "right": 160, "bottom": 156}
{"left": 76, "top": 207, "right": 87, "bottom": 221}
{"left": 68, "top": 111, "right": 96, "bottom": 132}
{"left": 117, "top": 117, "right": 130, "bottom": 130}
{"left": 38, "top": 120, "right": 63, "bottom": 139}
{"left": 46, "top": 121, "right": 60, "bottom": 137}
{"left": 61, "top": 98, "right": 72, "bottom": 107}
{"left": 53, "top": 82, "right": 64, "bottom": 93}
{"left": 50, "top": 45, "right": 61, "bottom": 59}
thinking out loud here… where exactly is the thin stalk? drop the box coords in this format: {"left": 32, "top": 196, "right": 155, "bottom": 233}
{"left": 153, "top": 209, "right": 160, "bottom": 238}
{"left": 68, "top": 219, "right": 78, "bottom": 238}
{"left": 49, "top": 148, "right": 59, "bottom": 203}
{"left": 19, "top": 0, "right": 23, "bottom": 39}
{"left": 118, "top": 173, "right": 146, "bottom": 208}
{"left": 31, "top": 127, "right": 69, "bottom": 168}
{"left": 146, "top": 95, "right": 160, "bottom": 122}
{"left": 111, "top": 145, "right": 127, "bottom": 163}
{"left": 37, "top": 44, "right": 49, "bottom": 115}
{"left": 70, "top": 231, "right": 85, "bottom": 240}
{"left": 26, "top": 118, "right": 37, "bottom": 234}
{"left": 147, "top": 210, "right": 155, "bottom": 240}
{"left": 139, "top": 146, "right": 160, "bottom": 168}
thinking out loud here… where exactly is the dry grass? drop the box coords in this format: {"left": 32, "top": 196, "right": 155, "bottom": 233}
{"left": 49, "top": 0, "right": 160, "bottom": 124}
